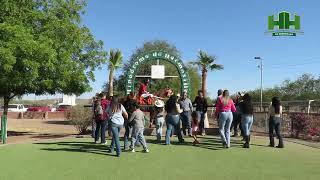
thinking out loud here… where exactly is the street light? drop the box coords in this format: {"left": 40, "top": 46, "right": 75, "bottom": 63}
{"left": 254, "top": 57, "right": 263, "bottom": 112}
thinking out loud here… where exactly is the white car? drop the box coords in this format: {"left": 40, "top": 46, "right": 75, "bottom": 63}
{"left": 7, "top": 104, "right": 28, "bottom": 112}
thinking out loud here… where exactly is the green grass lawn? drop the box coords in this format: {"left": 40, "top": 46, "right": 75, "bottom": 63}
{"left": 0, "top": 136, "right": 319, "bottom": 180}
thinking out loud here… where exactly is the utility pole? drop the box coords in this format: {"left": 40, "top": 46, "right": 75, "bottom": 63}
{"left": 254, "top": 57, "right": 263, "bottom": 112}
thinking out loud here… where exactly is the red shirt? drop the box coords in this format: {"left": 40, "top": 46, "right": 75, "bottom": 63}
{"left": 100, "top": 99, "right": 110, "bottom": 120}
{"left": 138, "top": 83, "right": 147, "bottom": 96}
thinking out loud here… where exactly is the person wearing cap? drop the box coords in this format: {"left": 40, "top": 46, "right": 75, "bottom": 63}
{"left": 138, "top": 79, "right": 149, "bottom": 98}
{"left": 179, "top": 91, "right": 193, "bottom": 136}
{"left": 154, "top": 99, "right": 165, "bottom": 142}
{"left": 212, "top": 89, "right": 223, "bottom": 125}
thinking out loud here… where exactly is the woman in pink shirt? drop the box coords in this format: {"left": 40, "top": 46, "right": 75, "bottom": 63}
{"left": 215, "top": 90, "right": 236, "bottom": 148}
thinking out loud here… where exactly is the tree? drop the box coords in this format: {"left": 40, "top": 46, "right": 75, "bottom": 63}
{"left": 0, "top": 0, "right": 106, "bottom": 117}
{"left": 108, "top": 49, "right": 123, "bottom": 96}
{"left": 118, "top": 40, "right": 201, "bottom": 99}
{"left": 246, "top": 74, "right": 320, "bottom": 102}
{"left": 190, "top": 50, "right": 223, "bottom": 97}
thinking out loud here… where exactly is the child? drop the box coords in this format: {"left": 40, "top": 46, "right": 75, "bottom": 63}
{"left": 128, "top": 102, "right": 149, "bottom": 153}
{"left": 191, "top": 111, "right": 199, "bottom": 145}
{"left": 154, "top": 99, "right": 165, "bottom": 142}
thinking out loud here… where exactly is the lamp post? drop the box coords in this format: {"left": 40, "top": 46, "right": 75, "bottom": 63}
{"left": 254, "top": 57, "right": 263, "bottom": 112}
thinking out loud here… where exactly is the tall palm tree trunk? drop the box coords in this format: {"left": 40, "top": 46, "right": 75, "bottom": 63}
{"left": 108, "top": 68, "right": 114, "bottom": 97}
{"left": 202, "top": 68, "right": 207, "bottom": 97}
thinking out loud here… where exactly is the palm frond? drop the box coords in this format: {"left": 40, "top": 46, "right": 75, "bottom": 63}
{"left": 108, "top": 49, "right": 123, "bottom": 69}
{"left": 195, "top": 50, "right": 223, "bottom": 72}
{"left": 209, "top": 64, "right": 224, "bottom": 71}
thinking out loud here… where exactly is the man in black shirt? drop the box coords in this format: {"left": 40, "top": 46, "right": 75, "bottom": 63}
{"left": 123, "top": 92, "right": 136, "bottom": 150}
{"left": 193, "top": 90, "right": 208, "bottom": 136}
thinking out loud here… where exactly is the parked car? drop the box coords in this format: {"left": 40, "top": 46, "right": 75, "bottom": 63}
{"left": 27, "top": 106, "right": 52, "bottom": 112}
{"left": 56, "top": 104, "right": 72, "bottom": 112}
{"left": 6, "top": 104, "right": 28, "bottom": 112}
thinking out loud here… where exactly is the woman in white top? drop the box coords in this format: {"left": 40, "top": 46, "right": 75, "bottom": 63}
{"left": 268, "top": 97, "right": 284, "bottom": 148}
{"left": 107, "top": 96, "right": 128, "bottom": 157}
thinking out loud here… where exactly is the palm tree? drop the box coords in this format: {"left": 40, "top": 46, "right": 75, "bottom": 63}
{"left": 108, "top": 49, "right": 123, "bottom": 97}
{"left": 190, "top": 50, "right": 223, "bottom": 97}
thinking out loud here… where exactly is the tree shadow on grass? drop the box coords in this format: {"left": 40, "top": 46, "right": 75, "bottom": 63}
{"left": 35, "top": 141, "right": 118, "bottom": 157}
{"left": 44, "top": 120, "right": 71, "bottom": 125}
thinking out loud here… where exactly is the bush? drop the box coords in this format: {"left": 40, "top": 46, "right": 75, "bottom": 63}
{"left": 290, "top": 113, "right": 309, "bottom": 138}
{"left": 67, "top": 106, "right": 93, "bottom": 134}
{"left": 308, "top": 127, "right": 320, "bottom": 136}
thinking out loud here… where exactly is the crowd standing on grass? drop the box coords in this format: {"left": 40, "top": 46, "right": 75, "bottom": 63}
{"left": 90, "top": 88, "right": 284, "bottom": 157}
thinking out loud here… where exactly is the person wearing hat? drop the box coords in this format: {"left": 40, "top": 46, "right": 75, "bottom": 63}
{"left": 179, "top": 91, "right": 193, "bottom": 136}
{"left": 154, "top": 99, "right": 165, "bottom": 142}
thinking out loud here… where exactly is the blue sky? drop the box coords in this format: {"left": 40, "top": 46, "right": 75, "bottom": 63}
{"left": 25, "top": 0, "right": 320, "bottom": 100}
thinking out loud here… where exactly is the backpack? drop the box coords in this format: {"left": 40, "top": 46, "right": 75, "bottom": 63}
{"left": 94, "top": 104, "right": 103, "bottom": 120}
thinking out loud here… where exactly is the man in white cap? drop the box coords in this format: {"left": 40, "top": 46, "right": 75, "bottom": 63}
{"left": 179, "top": 91, "right": 193, "bottom": 136}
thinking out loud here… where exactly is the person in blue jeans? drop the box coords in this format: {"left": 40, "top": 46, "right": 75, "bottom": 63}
{"left": 154, "top": 99, "right": 165, "bottom": 142}
{"left": 165, "top": 95, "right": 184, "bottom": 145}
{"left": 94, "top": 98, "right": 107, "bottom": 144}
{"left": 239, "top": 93, "right": 254, "bottom": 148}
{"left": 129, "top": 102, "right": 149, "bottom": 153}
{"left": 107, "top": 96, "right": 128, "bottom": 157}
{"left": 215, "top": 90, "right": 236, "bottom": 148}
{"left": 193, "top": 90, "right": 208, "bottom": 136}
{"left": 268, "top": 97, "right": 284, "bottom": 148}
{"left": 123, "top": 93, "right": 136, "bottom": 150}
{"left": 179, "top": 91, "right": 193, "bottom": 136}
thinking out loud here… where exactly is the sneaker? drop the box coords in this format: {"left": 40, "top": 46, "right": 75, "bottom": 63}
{"left": 222, "top": 142, "right": 228, "bottom": 148}
{"left": 131, "top": 149, "right": 135, "bottom": 153}
{"left": 94, "top": 141, "right": 98, "bottom": 144}
{"left": 101, "top": 141, "right": 107, "bottom": 145}
{"left": 144, "top": 149, "right": 150, "bottom": 153}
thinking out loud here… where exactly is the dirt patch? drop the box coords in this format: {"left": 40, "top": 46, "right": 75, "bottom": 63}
{"left": 1, "top": 118, "right": 77, "bottom": 144}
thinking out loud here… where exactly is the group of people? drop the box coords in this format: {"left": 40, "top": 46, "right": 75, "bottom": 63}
{"left": 214, "top": 89, "right": 284, "bottom": 149}
{"left": 91, "top": 88, "right": 284, "bottom": 157}
{"left": 92, "top": 92, "right": 149, "bottom": 157}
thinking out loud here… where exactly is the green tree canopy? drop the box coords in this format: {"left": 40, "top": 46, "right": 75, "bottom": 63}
{"left": 106, "top": 40, "right": 200, "bottom": 100}
{"left": 0, "top": 0, "right": 107, "bottom": 115}
{"left": 247, "top": 74, "right": 320, "bottom": 102}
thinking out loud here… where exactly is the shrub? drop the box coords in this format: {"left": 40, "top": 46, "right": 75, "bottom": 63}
{"left": 309, "top": 127, "right": 320, "bottom": 136}
{"left": 67, "top": 106, "right": 93, "bottom": 134}
{"left": 290, "top": 113, "right": 310, "bottom": 138}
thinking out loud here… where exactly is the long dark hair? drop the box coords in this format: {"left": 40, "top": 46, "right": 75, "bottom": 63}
{"left": 110, "top": 96, "right": 121, "bottom": 114}
{"left": 272, "top": 97, "right": 281, "bottom": 114}
{"left": 165, "top": 95, "right": 178, "bottom": 113}
{"left": 241, "top": 93, "right": 253, "bottom": 114}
